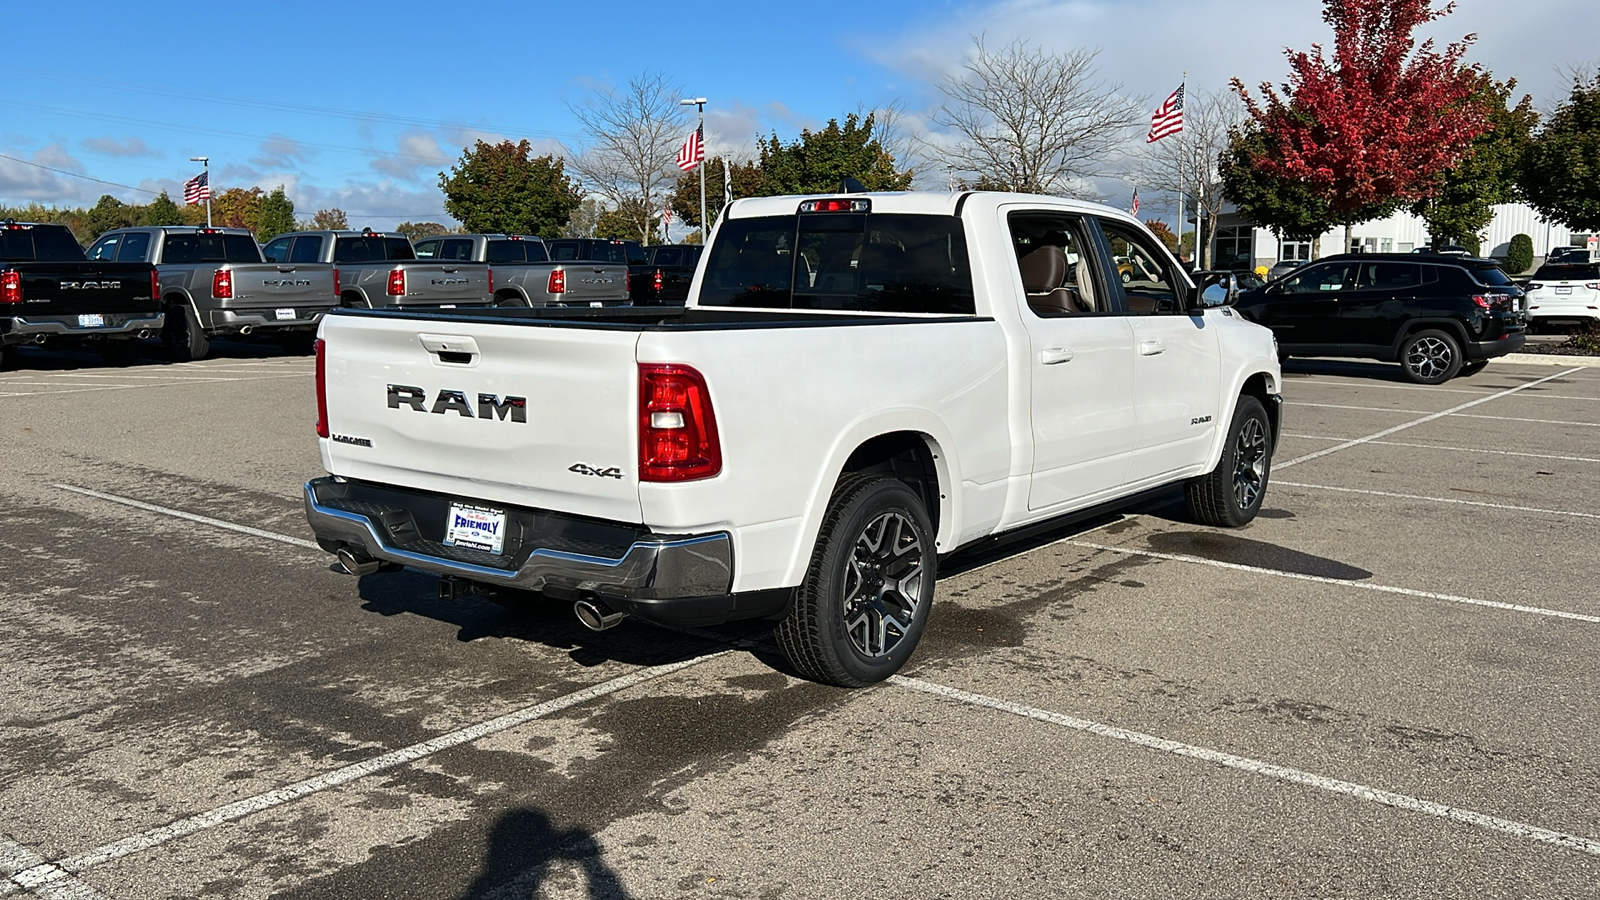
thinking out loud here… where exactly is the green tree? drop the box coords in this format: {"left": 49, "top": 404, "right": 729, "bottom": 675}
{"left": 595, "top": 202, "right": 655, "bottom": 241}
{"left": 82, "top": 195, "right": 138, "bottom": 240}
{"left": 255, "top": 186, "right": 297, "bottom": 241}
{"left": 1506, "top": 233, "right": 1534, "bottom": 273}
{"left": 439, "top": 139, "right": 584, "bottom": 238}
{"left": 396, "top": 221, "right": 449, "bottom": 240}
{"left": 142, "top": 191, "right": 185, "bottom": 226}
{"left": 668, "top": 156, "right": 763, "bottom": 230}
{"left": 1144, "top": 219, "right": 1178, "bottom": 253}
{"left": 1522, "top": 75, "right": 1600, "bottom": 231}
{"left": 312, "top": 208, "right": 349, "bottom": 230}
{"left": 1220, "top": 123, "right": 1342, "bottom": 255}
{"left": 752, "top": 113, "right": 913, "bottom": 197}
{"left": 210, "top": 187, "right": 264, "bottom": 230}
{"left": 1411, "top": 76, "right": 1538, "bottom": 247}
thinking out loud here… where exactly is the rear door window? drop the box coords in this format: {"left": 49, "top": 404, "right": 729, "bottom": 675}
{"left": 1356, "top": 262, "right": 1422, "bottom": 291}
{"left": 116, "top": 231, "right": 151, "bottom": 262}
{"left": 87, "top": 233, "right": 122, "bottom": 260}
{"left": 698, "top": 212, "right": 974, "bottom": 314}
{"left": 262, "top": 236, "right": 292, "bottom": 263}
{"left": 413, "top": 240, "right": 439, "bottom": 259}
{"left": 288, "top": 235, "right": 325, "bottom": 263}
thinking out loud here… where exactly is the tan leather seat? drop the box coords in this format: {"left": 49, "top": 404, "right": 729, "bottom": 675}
{"left": 1019, "top": 245, "right": 1078, "bottom": 314}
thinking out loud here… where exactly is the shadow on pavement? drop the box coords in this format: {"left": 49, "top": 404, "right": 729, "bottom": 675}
{"left": 461, "top": 807, "right": 634, "bottom": 900}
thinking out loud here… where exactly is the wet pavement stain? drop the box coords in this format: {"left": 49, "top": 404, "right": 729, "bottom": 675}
{"left": 1144, "top": 531, "right": 1372, "bottom": 581}
{"left": 926, "top": 554, "right": 1157, "bottom": 655}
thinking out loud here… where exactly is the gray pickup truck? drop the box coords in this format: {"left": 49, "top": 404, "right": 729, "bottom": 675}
{"left": 90, "top": 226, "right": 338, "bottom": 360}
{"left": 412, "top": 233, "right": 630, "bottom": 307}
{"left": 263, "top": 229, "right": 491, "bottom": 309}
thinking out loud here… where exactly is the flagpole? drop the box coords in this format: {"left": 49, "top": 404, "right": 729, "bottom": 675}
{"left": 1177, "top": 72, "right": 1185, "bottom": 267}
{"left": 190, "top": 155, "right": 211, "bottom": 227}
{"left": 680, "top": 97, "right": 707, "bottom": 240}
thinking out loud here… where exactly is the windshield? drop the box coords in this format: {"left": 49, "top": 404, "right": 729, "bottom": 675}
{"left": 698, "top": 213, "right": 975, "bottom": 314}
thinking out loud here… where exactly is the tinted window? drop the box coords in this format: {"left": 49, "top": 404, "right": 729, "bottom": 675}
{"left": 1532, "top": 263, "right": 1600, "bottom": 281}
{"left": 116, "top": 231, "right": 151, "bottom": 262}
{"left": 203, "top": 233, "right": 261, "bottom": 263}
{"left": 384, "top": 237, "right": 415, "bottom": 261}
{"left": 485, "top": 240, "right": 524, "bottom": 264}
{"left": 0, "top": 225, "right": 86, "bottom": 262}
{"left": 413, "top": 240, "right": 439, "bottom": 259}
{"left": 262, "top": 236, "right": 292, "bottom": 263}
{"left": 698, "top": 213, "right": 975, "bottom": 314}
{"left": 333, "top": 236, "right": 384, "bottom": 263}
{"left": 1468, "top": 264, "right": 1513, "bottom": 287}
{"left": 435, "top": 238, "right": 474, "bottom": 262}
{"left": 1357, "top": 262, "right": 1421, "bottom": 290}
{"left": 1281, "top": 263, "right": 1355, "bottom": 294}
{"left": 289, "top": 235, "right": 324, "bottom": 263}
{"left": 652, "top": 247, "right": 686, "bottom": 267}
{"left": 161, "top": 234, "right": 202, "bottom": 264}
{"left": 87, "top": 234, "right": 121, "bottom": 261}
{"left": 523, "top": 240, "right": 549, "bottom": 263}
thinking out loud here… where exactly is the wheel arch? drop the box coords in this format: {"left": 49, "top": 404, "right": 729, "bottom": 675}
{"left": 1199, "top": 369, "right": 1281, "bottom": 473}
{"left": 782, "top": 416, "right": 960, "bottom": 589}
{"left": 341, "top": 288, "right": 372, "bottom": 308}
{"left": 1390, "top": 317, "right": 1470, "bottom": 359}
{"left": 163, "top": 289, "right": 201, "bottom": 323}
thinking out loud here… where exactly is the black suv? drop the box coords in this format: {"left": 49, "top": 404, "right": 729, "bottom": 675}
{"left": 1233, "top": 253, "right": 1525, "bottom": 384}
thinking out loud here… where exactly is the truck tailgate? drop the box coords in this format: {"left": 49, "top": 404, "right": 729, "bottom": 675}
{"left": 556, "top": 263, "right": 629, "bottom": 305}
{"left": 319, "top": 313, "right": 643, "bottom": 523}
{"left": 223, "top": 263, "right": 336, "bottom": 310}
{"left": 396, "top": 263, "right": 490, "bottom": 304}
{"left": 12, "top": 262, "right": 156, "bottom": 315}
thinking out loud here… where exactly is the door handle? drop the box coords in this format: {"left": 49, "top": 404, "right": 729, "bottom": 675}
{"left": 1040, "top": 348, "right": 1074, "bottom": 365}
{"left": 1139, "top": 340, "right": 1166, "bottom": 356}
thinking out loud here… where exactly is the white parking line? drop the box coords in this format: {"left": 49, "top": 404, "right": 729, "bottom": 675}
{"left": 14, "top": 655, "right": 723, "bottom": 888}
{"left": 1289, "top": 379, "right": 1492, "bottom": 395}
{"left": 1273, "top": 480, "right": 1600, "bottom": 521}
{"left": 1065, "top": 540, "right": 1600, "bottom": 624}
{"left": 892, "top": 677, "right": 1600, "bottom": 859}
{"left": 1283, "top": 434, "right": 1600, "bottom": 464}
{"left": 1277, "top": 368, "right": 1584, "bottom": 469}
{"left": 0, "top": 374, "right": 307, "bottom": 398}
{"left": 1292, "top": 403, "right": 1600, "bottom": 429}
{"left": 54, "top": 485, "right": 320, "bottom": 551}
{"left": 1452, "top": 413, "right": 1600, "bottom": 428}
{"left": 1, "top": 840, "right": 105, "bottom": 899}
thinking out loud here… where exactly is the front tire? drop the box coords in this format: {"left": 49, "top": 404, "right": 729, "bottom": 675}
{"left": 164, "top": 304, "right": 209, "bottom": 362}
{"left": 1400, "top": 329, "right": 1462, "bottom": 384}
{"left": 775, "top": 475, "right": 936, "bottom": 688}
{"left": 1186, "top": 395, "right": 1271, "bottom": 527}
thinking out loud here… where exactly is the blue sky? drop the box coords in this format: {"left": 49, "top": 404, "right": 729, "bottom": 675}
{"left": 2, "top": 0, "right": 1594, "bottom": 231}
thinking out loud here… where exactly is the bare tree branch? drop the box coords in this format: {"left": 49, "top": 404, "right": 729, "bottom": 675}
{"left": 1131, "top": 89, "right": 1245, "bottom": 268}
{"left": 568, "top": 71, "right": 690, "bottom": 243}
{"left": 928, "top": 37, "right": 1143, "bottom": 197}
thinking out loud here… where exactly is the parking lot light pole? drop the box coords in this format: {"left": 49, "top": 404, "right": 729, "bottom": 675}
{"left": 680, "top": 98, "right": 707, "bottom": 239}
{"left": 189, "top": 156, "right": 211, "bottom": 227}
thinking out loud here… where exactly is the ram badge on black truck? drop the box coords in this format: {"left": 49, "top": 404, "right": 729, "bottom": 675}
{"left": 1, "top": 220, "right": 161, "bottom": 368}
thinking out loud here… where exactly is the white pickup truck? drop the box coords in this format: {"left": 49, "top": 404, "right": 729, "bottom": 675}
{"left": 304, "top": 190, "right": 1282, "bottom": 687}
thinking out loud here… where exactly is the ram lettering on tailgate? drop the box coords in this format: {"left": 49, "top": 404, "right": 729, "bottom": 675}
{"left": 387, "top": 384, "right": 526, "bottom": 422}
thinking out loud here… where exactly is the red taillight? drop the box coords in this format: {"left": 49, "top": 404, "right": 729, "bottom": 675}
{"left": 639, "top": 364, "right": 721, "bottom": 482}
{"left": 652, "top": 269, "right": 663, "bottom": 292}
{"left": 548, "top": 269, "right": 565, "bottom": 294}
{"left": 212, "top": 268, "right": 233, "bottom": 299}
{"left": 1587, "top": 282, "right": 1600, "bottom": 291}
{"left": 488, "top": 267, "right": 494, "bottom": 296}
{"left": 333, "top": 268, "right": 341, "bottom": 298}
{"left": 1470, "top": 294, "right": 1494, "bottom": 310}
{"left": 150, "top": 270, "right": 159, "bottom": 302}
{"left": 0, "top": 269, "right": 21, "bottom": 305}
{"left": 387, "top": 268, "right": 405, "bottom": 296}
{"left": 799, "top": 198, "right": 870, "bottom": 213}
{"left": 314, "top": 338, "right": 329, "bottom": 438}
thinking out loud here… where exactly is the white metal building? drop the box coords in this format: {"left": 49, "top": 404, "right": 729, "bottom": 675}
{"left": 1210, "top": 202, "right": 1590, "bottom": 273}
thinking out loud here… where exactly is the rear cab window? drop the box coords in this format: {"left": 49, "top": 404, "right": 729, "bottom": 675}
{"left": 698, "top": 207, "right": 975, "bottom": 315}
{"left": 1, "top": 225, "right": 87, "bottom": 262}
{"left": 485, "top": 240, "right": 524, "bottom": 264}
{"left": 1532, "top": 264, "right": 1600, "bottom": 282}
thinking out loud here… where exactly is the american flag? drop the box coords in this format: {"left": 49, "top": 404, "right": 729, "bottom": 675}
{"left": 183, "top": 171, "right": 210, "bottom": 204}
{"left": 662, "top": 207, "right": 674, "bottom": 225}
{"left": 1131, "top": 187, "right": 1140, "bottom": 217}
{"left": 1146, "top": 85, "right": 1185, "bottom": 143}
{"left": 676, "top": 126, "right": 704, "bottom": 172}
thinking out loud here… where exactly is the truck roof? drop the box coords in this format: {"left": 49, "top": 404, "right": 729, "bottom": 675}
{"left": 723, "top": 190, "right": 1149, "bottom": 231}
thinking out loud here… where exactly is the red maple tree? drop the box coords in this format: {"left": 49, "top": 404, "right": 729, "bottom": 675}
{"left": 1232, "top": 0, "right": 1489, "bottom": 248}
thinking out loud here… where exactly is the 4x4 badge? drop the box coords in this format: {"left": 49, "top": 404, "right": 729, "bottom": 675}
{"left": 569, "top": 463, "right": 623, "bottom": 479}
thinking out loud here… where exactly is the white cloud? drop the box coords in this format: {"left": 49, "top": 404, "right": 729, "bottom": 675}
{"left": 81, "top": 135, "right": 158, "bottom": 158}
{"left": 250, "top": 134, "right": 313, "bottom": 170}
{"left": 0, "top": 144, "right": 98, "bottom": 204}
{"left": 371, "top": 131, "right": 454, "bottom": 180}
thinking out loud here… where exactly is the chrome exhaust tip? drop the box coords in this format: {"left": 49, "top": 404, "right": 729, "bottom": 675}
{"left": 574, "top": 598, "right": 628, "bottom": 632}
{"left": 336, "top": 547, "right": 381, "bottom": 576}
{"left": 136, "top": 329, "right": 151, "bottom": 340}
{"left": 32, "top": 334, "right": 47, "bottom": 344}
{"left": 239, "top": 325, "right": 254, "bottom": 335}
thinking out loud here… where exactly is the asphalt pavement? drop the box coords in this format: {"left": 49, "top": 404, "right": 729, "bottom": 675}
{"left": 2, "top": 341, "right": 1597, "bottom": 899}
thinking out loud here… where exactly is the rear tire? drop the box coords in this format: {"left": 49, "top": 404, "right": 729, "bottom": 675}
{"left": 0, "top": 344, "right": 18, "bottom": 371}
{"left": 775, "top": 474, "right": 936, "bottom": 688}
{"left": 494, "top": 293, "right": 529, "bottom": 308}
{"left": 1400, "top": 329, "right": 1462, "bottom": 384}
{"left": 164, "top": 304, "right": 209, "bottom": 362}
{"left": 1186, "top": 395, "right": 1271, "bottom": 528}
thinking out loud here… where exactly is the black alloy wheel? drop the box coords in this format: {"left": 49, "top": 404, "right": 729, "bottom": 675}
{"left": 1186, "top": 395, "right": 1272, "bottom": 527}
{"left": 1400, "top": 329, "right": 1463, "bottom": 385}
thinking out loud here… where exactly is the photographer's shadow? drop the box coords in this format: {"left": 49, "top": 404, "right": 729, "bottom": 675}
{"left": 462, "top": 807, "right": 633, "bottom": 899}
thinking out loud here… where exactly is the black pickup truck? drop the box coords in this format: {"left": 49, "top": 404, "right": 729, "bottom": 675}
{"left": 1, "top": 221, "right": 162, "bottom": 368}
{"left": 627, "top": 243, "right": 703, "bottom": 305}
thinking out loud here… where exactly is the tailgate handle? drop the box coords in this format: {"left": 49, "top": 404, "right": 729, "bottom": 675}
{"left": 442, "top": 266, "right": 459, "bottom": 273}
{"left": 276, "top": 265, "right": 296, "bottom": 273}
{"left": 419, "top": 333, "right": 479, "bottom": 364}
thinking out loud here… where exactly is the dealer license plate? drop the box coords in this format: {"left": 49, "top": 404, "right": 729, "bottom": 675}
{"left": 77, "top": 314, "right": 105, "bottom": 328}
{"left": 444, "top": 503, "right": 506, "bottom": 554}
{"left": 1556, "top": 286, "right": 1573, "bottom": 294}
{"left": 274, "top": 307, "right": 296, "bottom": 320}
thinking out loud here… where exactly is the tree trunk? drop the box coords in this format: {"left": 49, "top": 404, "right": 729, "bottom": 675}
{"left": 1343, "top": 222, "right": 1354, "bottom": 255}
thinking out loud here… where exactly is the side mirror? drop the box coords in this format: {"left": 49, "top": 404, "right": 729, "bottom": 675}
{"left": 1192, "top": 270, "right": 1239, "bottom": 310}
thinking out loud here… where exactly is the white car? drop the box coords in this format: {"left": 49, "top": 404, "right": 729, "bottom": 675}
{"left": 1525, "top": 262, "right": 1600, "bottom": 329}
{"left": 1266, "top": 259, "right": 1304, "bottom": 282}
